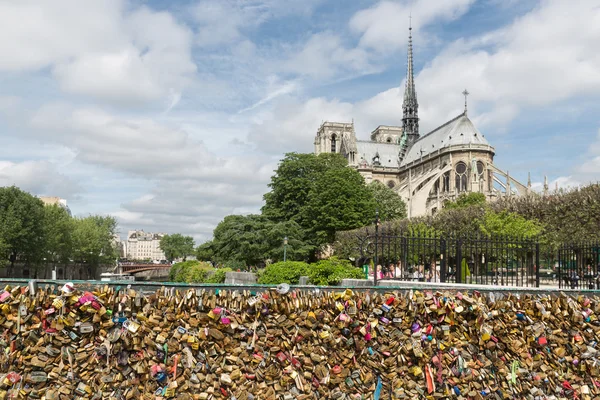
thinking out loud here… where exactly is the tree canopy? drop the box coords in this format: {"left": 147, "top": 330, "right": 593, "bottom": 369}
{"left": 303, "top": 167, "right": 376, "bottom": 244}
{"left": 71, "top": 215, "right": 118, "bottom": 266}
{"left": 262, "top": 152, "right": 348, "bottom": 225}
{"left": 43, "top": 204, "right": 74, "bottom": 265}
{"left": 479, "top": 210, "right": 542, "bottom": 238}
{"left": 444, "top": 192, "right": 487, "bottom": 209}
{"left": 159, "top": 233, "right": 195, "bottom": 262}
{"left": 0, "top": 187, "right": 46, "bottom": 273}
{"left": 208, "top": 152, "right": 413, "bottom": 264}
{"left": 208, "top": 214, "right": 312, "bottom": 266}
{"left": 0, "top": 186, "right": 119, "bottom": 278}
{"left": 367, "top": 181, "right": 407, "bottom": 221}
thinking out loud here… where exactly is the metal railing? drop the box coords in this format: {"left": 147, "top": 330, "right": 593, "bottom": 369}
{"left": 360, "top": 224, "right": 540, "bottom": 287}
{"left": 558, "top": 242, "right": 600, "bottom": 290}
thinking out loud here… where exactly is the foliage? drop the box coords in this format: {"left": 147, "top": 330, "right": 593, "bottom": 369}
{"left": 210, "top": 214, "right": 312, "bottom": 266}
{"left": 444, "top": 192, "right": 487, "bottom": 209}
{"left": 160, "top": 234, "right": 195, "bottom": 262}
{"left": 307, "top": 257, "right": 365, "bottom": 286}
{"left": 367, "top": 181, "right": 407, "bottom": 221}
{"left": 71, "top": 215, "right": 118, "bottom": 266}
{"left": 262, "top": 152, "right": 348, "bottom": 225}
{"left": 223, "top": 259, "right": 247, "bottom": 271}
{"left": 205, "top": 268, "right": 232, "bottom": 284}
{"left": 479, "top": 210, "right": 542, "bottom": 238}
{"left": 0, "top": 186, "right": 121, "bottom": 278}
{"left": 196, "top": 241, "right": 214, "bottom": 261}
{"left": 430, "top": 206, "right": 487, "bottom": 236}
{"left": 303, "top": 167, "right": 377, "bottom": 245}
{"left": 42, "top": 205, "right": 74, "bottom": 265}
{"left": 257, "top": 261, "right": 310, "bottom": 285}
{"left": 0, "top": 186, "right": 46, "bottom": 272}
{"left": 169, "top": 260, "right": 216, "bottom": 283}
{"left": 492, "top": 184, "right": 600, "bottom": 246}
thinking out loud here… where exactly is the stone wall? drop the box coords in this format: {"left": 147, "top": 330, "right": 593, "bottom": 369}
{"left": 1, "top": 280, "right": 599, "bottom": 399}
{"left": 225, "top": 271, "right": 257, "bottom": 285}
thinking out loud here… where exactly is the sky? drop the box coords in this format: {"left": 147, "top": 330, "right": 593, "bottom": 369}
{"left": 0, "top": 0, "right": 599, "bottom": 243}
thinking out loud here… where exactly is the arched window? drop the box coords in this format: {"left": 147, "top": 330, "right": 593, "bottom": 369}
{"left": 442, "top": 171, "right": 450, "bottom": 192}
{"left": 387, "top": 180, "right": 396, "bottom": 189}
{"left": 331, "top": 134, "right": 337, "bottom": 153}
{"left": 386, "top": 137, "right": 392, "bottom": 143}
{"left": 455, "top": 162, "right": 467, "bottom": 192}
{"left": 477, "top": 161, "right": 485, "bottom": 178}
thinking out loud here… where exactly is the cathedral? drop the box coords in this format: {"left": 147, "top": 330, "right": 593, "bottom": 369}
{"left": 314, "top": 25, "right": 529, "bottom": 217}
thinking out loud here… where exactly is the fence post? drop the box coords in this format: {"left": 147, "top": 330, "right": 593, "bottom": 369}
{"left": 535, "top": 242, "right": 540, "bottom": 288}
{"left": 456, "top": 238, "right": 463, "bottom": 284}
{"left": 374, "top": 210, "right": 379, "bottom": 287}
{"left": 558, "top": 246, "right": 563, "bottom": 289}
{"left": 440, "top": 238, "right": 447, "bottom": 283}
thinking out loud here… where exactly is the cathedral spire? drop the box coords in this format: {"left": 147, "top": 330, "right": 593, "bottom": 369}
{"left": 399, "top": 18, "right": 420, "bottom": 162}
{"left": 404, "top": 17, "right": 417, "bottom": 112}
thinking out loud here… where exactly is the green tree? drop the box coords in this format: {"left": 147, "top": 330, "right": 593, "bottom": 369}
{"left": 196, "top": 241, "right": 215, "bottom": 262}
{"left": 479, "top": 210, "right": 542, "bottom": 238}
{"left": 0, "top": 186, "right": 46, "bottom": 276}
{"left": 262, "top": 152, "right": 348, "bottom": 225}
{"left": 444, "top": 192, "right": 487, "bottom": 209}
{"left": 211, "top": 215, "right": 268, "bottom": 267}
{"left": 210, "top": 214, "right": 312, "bottom": 266}
{"left": 303, "top": 167, "right": 377, "bottom": 244}
{"left": 72, "top": 215, "right": 118, "bottom": 277}
{"left": 42, "top": 204, "right": 74, "bottom": 276}
{"left": 159, "top": 234, "right": 195, "bottom": 262}
{"left": 367, "top": 181, "right": 407, "bottom": 221}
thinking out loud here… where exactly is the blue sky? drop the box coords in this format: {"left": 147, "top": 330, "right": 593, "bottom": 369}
{"left": 0, "top": 0, "right": 599, "bottom": 242}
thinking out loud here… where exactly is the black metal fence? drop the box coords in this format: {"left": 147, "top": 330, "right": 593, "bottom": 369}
{"left": 359, "top": 228, "right": 540, "bottom": 287}
{"left": 557, "top": 242, "right": 600, "bottom": 290}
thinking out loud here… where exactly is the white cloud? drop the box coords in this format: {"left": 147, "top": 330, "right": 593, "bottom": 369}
{"left": 238, "top": 80, "right": 299, "bottom": 113}
{"left": 193, "top": 0, "right": 323, "bottom": 47}
{"left": 247, "top": 97, "right": 354, "bottom": 154}
{"left": 0, "top": 160, "right": 81, "bottom": 198}
{"left": 349, "top": 0, "right": 476, "bottom": 52}
{"left": 575, "top": 128, "right": 600, "bottom": 180}
{"left": 283, "top": 32, "right": 375, "bottom": 79}
{"left": 0, "top": 1, "right": 196, "bottom": 104}
{"left": 23, "top": 103, "right": 275, "bottom": 240}
{"left": 412, "top": 0, "right": 600, "bottom": 130}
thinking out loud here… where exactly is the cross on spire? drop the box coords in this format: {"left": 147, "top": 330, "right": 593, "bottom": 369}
{"left": 462, "top": 89, "right": 469, "bottom": 115}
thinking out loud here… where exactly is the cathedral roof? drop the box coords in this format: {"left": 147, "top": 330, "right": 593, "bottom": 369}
{"left": 356, "top": 140, "right": 400, "bottom": 168}
{"left": 401, "top": 112, "right": 491, "bottom": 165}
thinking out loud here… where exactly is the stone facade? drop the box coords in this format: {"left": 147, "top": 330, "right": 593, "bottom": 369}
{"left": 126, "top": 230, "right": 166, "bottom": 261}
{"left": 39, "top": 196, "right": 72, "bottom": 216}
{"left": 314, "top": 27, "right": 528, "bottom": 218}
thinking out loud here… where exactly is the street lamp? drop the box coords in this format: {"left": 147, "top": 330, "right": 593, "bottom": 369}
{"left": 283, "top": 237, "right": 288, "bottom": 262}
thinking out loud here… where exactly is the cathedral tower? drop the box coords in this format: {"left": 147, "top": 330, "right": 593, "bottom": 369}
{"left": 399, "top": 21, "right": 419, "bottom": 162}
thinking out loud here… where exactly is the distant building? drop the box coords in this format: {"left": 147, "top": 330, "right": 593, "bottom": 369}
{"left": 39, "top": 196, "right": 72, "bottom": 216}
{"left": 126, "top": 230, "right": 166, "bottom": 261}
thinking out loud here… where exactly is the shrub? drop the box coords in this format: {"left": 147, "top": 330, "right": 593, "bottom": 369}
{"left": 205, "top": 268, "right": 232, "bottom": 284}
{"left": 257, "top": 261, "right": 309, "bottom": 285}
{"left": 308, "top": 257, "right": 365, "bottom": 286}
{"left": 169, "top": 260, "right": 215, "bottom": 283}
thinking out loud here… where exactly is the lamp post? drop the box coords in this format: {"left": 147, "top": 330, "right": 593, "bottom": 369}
{"left": 283, "top": 237, "right": 288, "bottom": 262}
